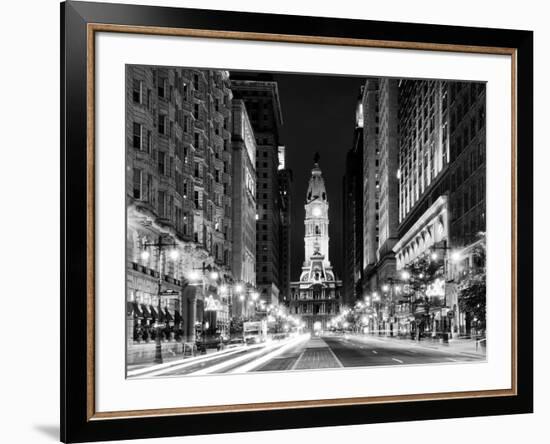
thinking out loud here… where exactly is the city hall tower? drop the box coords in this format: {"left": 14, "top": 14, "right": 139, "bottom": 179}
{"left": 289, "top": 154, "right": 342, "bottom": 332}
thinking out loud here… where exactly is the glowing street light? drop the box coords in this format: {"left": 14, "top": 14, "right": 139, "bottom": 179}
{"left": 430, "top": 252, "right": 439, "bottom": 261}
{"left": 451, "top": 251, "right": 462, "bottom": 262}
{"left": 382, "top": 284, "right": 390, "bottom": 292}
{"left": 401, "top": 270, "right": 410, "bottom": 280}
{"left": 234, "top": 283, "right": 244, "bottom": 293}
{"left": 209, "top": 271, "right": 219, "bottom": 280}
{"left": 168, "top": 248, "right": 179, "bottom": 261}
{"left": 188, "top": 270, "right": 200, "bottom": 281}
{"left": 140, "top": 250, "right": 150, "bottom": 261}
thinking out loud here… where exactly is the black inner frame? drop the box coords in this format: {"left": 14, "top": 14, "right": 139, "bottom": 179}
{"left": 61, "top": 1, "right": 533, "bottom": 442}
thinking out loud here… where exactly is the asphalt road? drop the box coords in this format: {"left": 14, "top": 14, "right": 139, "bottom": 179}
{"left": 128, "top": 333, "right": 485, "bottom": 378}
{"left": 321, "top": 335, "right": 484, "bottom": 367}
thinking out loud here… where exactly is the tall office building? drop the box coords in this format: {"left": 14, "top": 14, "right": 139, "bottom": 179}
{"left": 392, "top": 80, "right": 486, "bottom": 336}
{"left": 351, "top": 79, "right": 400, "bottom": 297}
{"left": 277, "top": 146, "right": 293, "bottom": 304}
{"left": 375, "top": 79, "right": 400, "bottom": 282}
{"left": 393, "top": 79, "right": 451, "bottom": 272}
{"left": 361, "top": 79, "right": 381, "bottom": 291}
{"left": 231, "top": 100, "right": 257, "bottom": 317}
{"left": 342, "top": 88, "right": 364, "bottom": 307}
{"left": 231, "top": 76, "right": 285, "bottom": 306}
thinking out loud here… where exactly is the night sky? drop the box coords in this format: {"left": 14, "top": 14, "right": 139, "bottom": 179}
{"left": 271, "top": 73, "right": 366, "bottom": 281}
{"left": 231, "top": 70, "right": 365, "bottom": 281}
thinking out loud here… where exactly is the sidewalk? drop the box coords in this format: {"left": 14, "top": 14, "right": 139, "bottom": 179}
{"left": 347, "top": 333, "right": 486, "bottom": 357}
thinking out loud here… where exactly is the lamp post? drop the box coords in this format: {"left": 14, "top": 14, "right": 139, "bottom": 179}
{"left": 141, "top": 235, "right": 178, "bottom": 364}
{"left": 382, "top": 278, "right": 397, "bottom": 336}
{"left": 429, "top": 240, "right": 462, "bottom": 340}
{"left": 189, "top": 263, "right": 221, "bottom": 345}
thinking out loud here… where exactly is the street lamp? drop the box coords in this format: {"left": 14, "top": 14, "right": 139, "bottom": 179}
{"left": 188, "top": 262, "right": 226, "bottom": 343}
{"left": 141, "top": 235, "right": 178, "bottom": 364}
{"left": 429, "top": 240, "right": 458, "bottom": 340}
{"left": 381, "top": 275, "right": 409, "bottom": 337}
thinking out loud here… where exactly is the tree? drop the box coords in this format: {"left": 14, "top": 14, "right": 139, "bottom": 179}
{"left": 401, "top": 255, "right": 445, "bottom": 339}
{"left": 457, "top": 241, "right": 486, "bottom": 335}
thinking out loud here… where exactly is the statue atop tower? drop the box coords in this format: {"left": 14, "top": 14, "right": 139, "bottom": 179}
{"left": 313, "top": 151, "right": 320, "bottom": 164}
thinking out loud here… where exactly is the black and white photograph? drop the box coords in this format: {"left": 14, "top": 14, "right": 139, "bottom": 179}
{"left": 125, "top": 66, "right": 487, "bottom": 378}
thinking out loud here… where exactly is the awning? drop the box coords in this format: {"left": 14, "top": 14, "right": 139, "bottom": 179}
{"left": 149, "top": 305, "right": 158, "bottom": 320}
{"left": 164, "top": 308, "right": 174, "bottom": 322}
{"left": 130, "top": 301, "right": 143, "bottom": 318}
{"left": 126, "top": 301, "right": 133, "bottom": 317}
{"left": 140, "top": 304, "right": 151, "bottom": 319}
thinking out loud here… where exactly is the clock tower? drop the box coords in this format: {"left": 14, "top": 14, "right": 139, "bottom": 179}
{"left": 289, "top": 154, "right": 342, "bottom": 332}
{"left": 304, "top": 153, "right": 330, "bottom": 267}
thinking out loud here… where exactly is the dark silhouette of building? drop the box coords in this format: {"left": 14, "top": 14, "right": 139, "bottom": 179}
{"left": 342, "top": 88, "right": 364, "bottom": 307}
{"left": 278, "top": 146, "right": 293, "bottom": 304}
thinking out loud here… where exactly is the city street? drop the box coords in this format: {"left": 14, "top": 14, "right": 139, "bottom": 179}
{"left": 127, "top": 333, "right": 486, "bottom": 378}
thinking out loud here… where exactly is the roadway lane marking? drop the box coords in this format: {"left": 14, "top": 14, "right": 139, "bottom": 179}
{"left": 128, "top": 346, "right": 256, "bottom": 378}
{"left": 189, "top": 339, "right": 302, "bottom": 375}
{"left": 231, "top": 336, "right": 310, "bottom": 373}
{"left": 326, "top": 345, "right": 344, "bottom": 368}
{"left": 372, "top": 350, "right": 378, "bottom": 354}
{"left": 291, "top": 350, "right": 306, "bottom": 370}
{"left": 446, "top": 358, "right": 458, "bottom": 362}
{"left": 392, "top": 358, "right": 404, "bottom": 364}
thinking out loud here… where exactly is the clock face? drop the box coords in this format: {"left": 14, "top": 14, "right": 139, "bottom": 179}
{"left": 312, "top": 206, "right": 322, "bottom": 217}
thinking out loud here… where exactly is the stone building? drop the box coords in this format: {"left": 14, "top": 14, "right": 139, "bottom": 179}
{"left": 346, "top": 77, "right": 485, "bottom": 338}
{"left": 393, "top": 80, "right": 485, "bottom": 268}
{"left": 289, "top": 157, "right": 342, "bottom": 332}
{"left": 393, "top": 80, "right": 486, "bottom": 337}
{"left": 126, "top": 66, "right": 234, "bottom": 357}
{"left": 231, "top": 100, "right": 257, "bottom": 317}
{"left": 231, "top": 76, "right": 285, "bottom": 306}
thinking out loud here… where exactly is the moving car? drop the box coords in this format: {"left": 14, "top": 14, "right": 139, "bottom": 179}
{"left": 226, "top": 337, "right": 246, "bottom": 349}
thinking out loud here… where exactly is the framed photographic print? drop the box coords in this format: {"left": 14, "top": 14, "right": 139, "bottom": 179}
{"left": 61, "top": 1, "right": 533, "bottom": 442}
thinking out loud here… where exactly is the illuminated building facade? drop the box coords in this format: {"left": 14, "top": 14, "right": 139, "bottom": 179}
{"left": 289, "top": 157, "right": 342, "bottom": 332}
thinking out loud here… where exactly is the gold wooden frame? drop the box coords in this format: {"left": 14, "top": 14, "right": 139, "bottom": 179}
{"left": 86, "top": 23, "right": 517, "bottom": 421}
